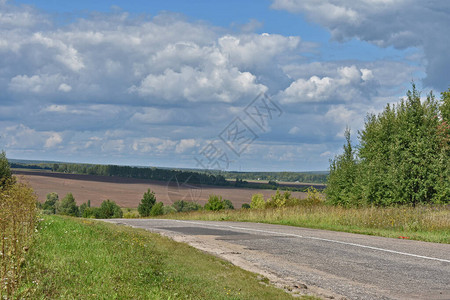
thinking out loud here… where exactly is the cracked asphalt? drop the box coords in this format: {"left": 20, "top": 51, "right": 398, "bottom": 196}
{"left": 103, "top": 219, "right": 450, "bottom": 300}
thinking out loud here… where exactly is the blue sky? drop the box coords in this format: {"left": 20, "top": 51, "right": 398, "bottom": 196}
{"left": 1, "top": 0, "right": 449, "bottom": 171}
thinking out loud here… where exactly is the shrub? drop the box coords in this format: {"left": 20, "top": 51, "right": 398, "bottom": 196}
{"left": 241, "top": 203, "right": 251, "bottom": 209}
{"left": 265, "top": 190, "right": 291, "bottom": 208}
{"left": 223, "top": 199, "right": 234, "bottom": 210}
{"left": 204, "top": 195, "right": 225, "bottom": 211}
{"left": 56, "top": 193, "right": 79, "bottom": 217}
{"left": 162, "top": 205, "right": 177, "bottom": 215}
{"left": 42, "top": 192, "right": 59, "bottom": 214}
{"left": 250, "top": 194, "right": 265, "bottom": 209}
{"left": 98, "top": 199, "right": 123, "bottom": 219}
{"left": 0, "top": 151, "right": 12, "bottom": 189}
{"left": 172, "top": 200, "right": 202, "bottom": 212}
{"left": 305, "top": 187, "right": 323, "bottom": 205}
{"left": 138, "top": 189, "right": 156, "bottom": 217}
{"left": 150, "top": 202, "right": 164, "bottom": 216}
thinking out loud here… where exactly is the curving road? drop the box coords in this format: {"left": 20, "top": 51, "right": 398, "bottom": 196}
{"left": 103, "top": 219, "right": 450, "bottom": 300}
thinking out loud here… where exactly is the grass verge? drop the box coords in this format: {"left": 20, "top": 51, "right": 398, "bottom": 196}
{"left": 17, "top": 215, "right": 301, "bottom": 299}
{"left": 160, "top": 204, "right": 450, "bottom": 244}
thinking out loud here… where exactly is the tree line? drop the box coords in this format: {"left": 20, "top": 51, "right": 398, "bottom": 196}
{"left": 326, "top": 85, "right": 449, "bottom": 206}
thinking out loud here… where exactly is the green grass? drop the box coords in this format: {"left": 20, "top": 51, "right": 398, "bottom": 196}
{"left": 17, "top": 215, "right": 301, "bottom": 299}
{"left": 160, "top": 204, "right": 450, "bottom": 244}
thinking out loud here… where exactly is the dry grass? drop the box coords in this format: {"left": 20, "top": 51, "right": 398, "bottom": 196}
{"left": 0, "top": 181, "right": 37, "bottom": 298}
{"left": 161, "top": 204, "right": 450, "bottom": 243}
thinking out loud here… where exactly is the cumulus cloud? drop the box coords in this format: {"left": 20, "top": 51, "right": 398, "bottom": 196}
{"left": 0, "top": 0, "right": 433, "bottom": 170}
{"left": 271, "top": 0, "right": 450, "bottom": 90}
{"left": 279, "top": 65, "right": 377, "bottom": 103}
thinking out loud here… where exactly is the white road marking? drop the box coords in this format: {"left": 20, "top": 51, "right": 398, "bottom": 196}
{"left": 150, "top": 219, "right": 450, "bottom": 264}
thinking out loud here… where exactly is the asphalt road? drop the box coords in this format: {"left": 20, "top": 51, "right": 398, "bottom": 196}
{"left": 103, "top": 219, "right": 450, "bottom": 300}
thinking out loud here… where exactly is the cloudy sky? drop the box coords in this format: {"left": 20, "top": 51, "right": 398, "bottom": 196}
{"left": 1, "top": 0, "right": 448, "bottom": 171}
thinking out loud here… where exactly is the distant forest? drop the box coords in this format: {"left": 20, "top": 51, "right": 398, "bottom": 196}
{"left": 9, "top": 160, "right": 327, "bottom": 191}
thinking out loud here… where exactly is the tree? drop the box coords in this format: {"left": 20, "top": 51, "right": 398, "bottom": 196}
{"left": 42, "top": 192, "right": 59, "bottom": 214}
{"left": 0, "top": 151, "right": 12, "bottom": 188}
{"left": 138, "top": 189, "right": 156, "bottom": 217}
{"left": 326, "top": 84, "right": 450, "bottom": 206}
{"left": 325, "top": 128, "right": 360, "bottom": 206}
{"left": 56, "top": 193, "right": 79, "bottom": 216}
{"left": 98, "top": 199, "right": 123, "bottom": 219}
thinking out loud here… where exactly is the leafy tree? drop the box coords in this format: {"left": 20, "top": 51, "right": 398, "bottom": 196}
{"left": 326, "top": 84, "right": 450, "bottom": 206}
{"left": 150, "top": 202, "right": 164, "bottom": 216}
{"left": 42, "top": 192, "right": 59, "bottom": 214}
{"left": 138, "top": 189, "right": 156, "bottom": 217}
{"left": 56, "top": 193, "right": 79, "bottom": 216}
{"left": 0, "top": 151, "right": 12, "bottom": 189}
{"left": 325, "top": 128, "right": 360, "bottom": 206}
{"left": 204, "top": 195, "right": 225, "bottom": 211}
{"left": 98, "top": 199, "right": 123, "bottom": 219}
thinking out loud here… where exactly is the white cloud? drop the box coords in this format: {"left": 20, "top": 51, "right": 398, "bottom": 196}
{"left": 44, "top": 133, "right": 63, "bottom": 148}
{"left": 271, "top": 0, "right": 450, "bottom": 90}
{"left": 279, "top": 65, "right": 376, "bottom": 103}
{"left": 58, "top": 83, "right": 72, "bottom": 92}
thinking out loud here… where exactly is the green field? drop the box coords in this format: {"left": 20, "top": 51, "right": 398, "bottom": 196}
{"left": 17, "top": 215, "right": 312, "bottom": 299}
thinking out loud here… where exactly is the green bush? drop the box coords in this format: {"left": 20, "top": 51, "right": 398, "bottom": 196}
{"left": 150, "top": 202, "right": 164, "bottom": 216}
{"left": 250, "top": 194, "right": 265, "bottom": 209}
{"left": 223, "top": 199, "right": 234, "bottom": 210}
{"left": 138, "top": 189, "right": 156, "bottom": 217}
{"left": 98, "top": 199, "right": 123, "bottom": 219}
{"left": 204, "top": 195, "right": 225, "bottom": 211}
{"left": 162, "top": 205, "right": 177, "bottom": 215}
{"left": 172, "top": 200, "right": 202, "bottom": 212}
{"left": 0, "top": 151, "right": 12, "bottom": 189}
{"left": 56, "top": 193, "right": 79, "bottom": 217}
{"left": 241, "top": 203, "right": 251, "bottom": 209}
{"left": 42, "top": 192, "right": 59, "bottom": 214}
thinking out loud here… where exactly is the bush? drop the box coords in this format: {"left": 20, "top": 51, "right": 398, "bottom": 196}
{"left": 250, "top": 194, "right": 265, "bottom": 209}
{"left": 150, "top": 202, "right": 164, "bottom": 216}
{"left": 204, "top": 195, "right": 225, "bottom": 211}
{"left": 162, "top": 205, "right": 177, "bottom": 215}
{"left": 0, "top": 151, "right": 12, "bottom": 189}
{"left": 98, "top": 199, "right": 123, "bottom": 219}
{"left": 223, "top": 199, "right": 234, "bottom": 210}
{"left": 172, "top": 200, "right": 202, "bottom": 212}
{"left": 138, "top": 189, "right": 156, "bottom": 217}
{"left": 241, "top": 203, "right": 251, "bottom": 209}
{"left": 265, "top": 190, "right": 291, "bottom": 208}
{"left": 56, "top": 193, "right": 79, "bottom": 217}
{"left": 42, "top": 192, "right": 59, "bottom": 214}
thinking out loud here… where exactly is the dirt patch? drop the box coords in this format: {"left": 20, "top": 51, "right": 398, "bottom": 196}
{"left": 14, "top": 170, "right": 306, "bottom": 208}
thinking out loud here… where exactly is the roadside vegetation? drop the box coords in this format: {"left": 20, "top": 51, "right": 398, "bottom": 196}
{"left": 0, "top": 151, "right": 37, "bottom": 298}
{"left": 17, "top": 215, "right": 300, "bottom": 299}
{"left": 327, "top": 85, "right": 449, "bottom": 206}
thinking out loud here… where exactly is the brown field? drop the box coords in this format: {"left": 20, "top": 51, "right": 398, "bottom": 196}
{"left": 14, "top": 170, "right": 306, "bottom": 208}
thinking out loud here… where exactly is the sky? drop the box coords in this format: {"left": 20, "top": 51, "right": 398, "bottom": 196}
{"left": 0, "top": 0, "right": 449, "bottom": 171}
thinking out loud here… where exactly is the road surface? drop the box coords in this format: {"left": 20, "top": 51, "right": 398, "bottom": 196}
{"left": 103, "top": 219, "right": 450, "bottom": 299}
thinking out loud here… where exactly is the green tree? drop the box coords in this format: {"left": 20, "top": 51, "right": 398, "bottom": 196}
{"left": 98, "top": 199, "right": 123, "bottom": 219}
{"left": 138, "top": 189, "right": 156, "bottom": 217}
{"left": 56, "top": 193, "right": 79, "bottom": 216}
{"left": 0, "top": 151, "right": 12, "bottom": 188}
{"left": 325, "top": 128, "right": 360, "bottom": 206}
{"left": 42, "top": 192, "right": 59, "bottom": 214}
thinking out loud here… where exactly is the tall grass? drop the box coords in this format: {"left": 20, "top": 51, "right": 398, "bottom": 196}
{"left": 0, "top": 182, "right": 37, "bottom": 298}
{"left": 162, "top": 204, "right": 450, "bottom": 243}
